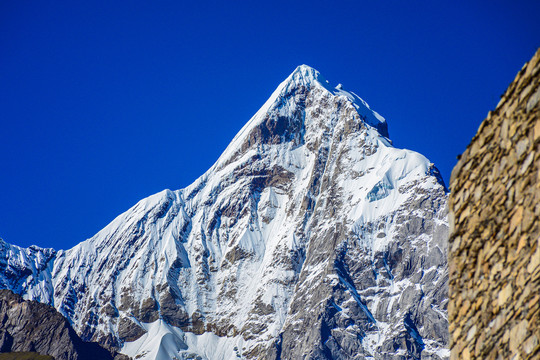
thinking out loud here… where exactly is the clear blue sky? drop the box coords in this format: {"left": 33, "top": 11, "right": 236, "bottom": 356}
{"left": 1, "top": 1, "right": 538, "bottom": 250}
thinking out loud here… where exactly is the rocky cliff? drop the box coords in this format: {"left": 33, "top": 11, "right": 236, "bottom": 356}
{"left": 0, "top": 289, "right": 119, "bottom": 360}
{"left": 0, "top": 65, "right": 449, "bottom": 360}
{"left": 448, "top": 48, "right": 540, "bottom": 359}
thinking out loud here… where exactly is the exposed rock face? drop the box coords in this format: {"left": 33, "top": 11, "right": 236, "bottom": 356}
{"left": 448, "top": 48, "right": 540, "bottom": 360}
{"left": 0, "top": 65, "right": 449, "bottom": 359}
{"left": 0, "top": 289, "right": 116, "bottom": 360}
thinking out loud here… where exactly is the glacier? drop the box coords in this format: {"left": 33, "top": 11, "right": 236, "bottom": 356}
{"left": 0, "top": 65, "right": 449, "bottom": 360}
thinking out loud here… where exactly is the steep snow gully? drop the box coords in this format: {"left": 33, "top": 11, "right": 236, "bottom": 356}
{"left": 0, "top": 65, "right": 449, "bottom": 360}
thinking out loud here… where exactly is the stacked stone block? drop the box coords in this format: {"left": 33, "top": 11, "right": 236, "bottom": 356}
{"left": 448, "top": 48, "right": 540, "bottom": 360}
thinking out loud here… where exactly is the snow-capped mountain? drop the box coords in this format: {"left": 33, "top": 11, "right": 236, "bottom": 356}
{"left": 0, "top": 65, "right": 449, "bottom": 360}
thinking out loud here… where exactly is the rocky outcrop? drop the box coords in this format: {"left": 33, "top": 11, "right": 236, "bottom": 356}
{"left": 448, "top": 48, "right": 540, "bottom": 359}
{"left": 0, "top": 289, "right": 121, "bottom": 360}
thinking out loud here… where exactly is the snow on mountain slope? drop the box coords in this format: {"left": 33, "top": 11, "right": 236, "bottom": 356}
{"left": 0, "top": 65, "right": 449, "bottom": 359}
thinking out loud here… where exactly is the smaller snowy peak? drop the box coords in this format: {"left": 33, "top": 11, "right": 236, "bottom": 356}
{"left": 0, "top": 238, "right": 56, "bottom": 303}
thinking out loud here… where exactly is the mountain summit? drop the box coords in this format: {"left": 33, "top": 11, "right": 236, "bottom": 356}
{"left": 225, "top": 64, "right": 389, "bottom": 152}
{"left": 0, "top": 66, "right": 449, "bottom": 360}
{"left": 287, "top": 64, "right": 388, "bottom": 137}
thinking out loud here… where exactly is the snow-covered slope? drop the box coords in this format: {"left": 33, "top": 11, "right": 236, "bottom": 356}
{"left": 0, "top": 65, "right": 449, "bottom": 359}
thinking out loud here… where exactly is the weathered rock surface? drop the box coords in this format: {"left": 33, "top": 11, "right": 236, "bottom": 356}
{"left": 448, "top": 48, "right": 540, "bottom": 360}
{"left": 0, "top": 289, "right": 117, "bottom": 360}
{"left": 0, "top": 65, "right": 449, "bottom": 359}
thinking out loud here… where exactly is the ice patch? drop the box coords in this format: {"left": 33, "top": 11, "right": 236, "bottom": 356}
{"left": 366, "top": 180, "right": 394, "bottom": 202}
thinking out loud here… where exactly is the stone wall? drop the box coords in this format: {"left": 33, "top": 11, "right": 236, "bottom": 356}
{"left": 448, "top": 48, "right": 540, "bottom": 359}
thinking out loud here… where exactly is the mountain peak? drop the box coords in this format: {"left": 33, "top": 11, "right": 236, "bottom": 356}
{"left": 215, "top": 65, "right": 390, "bottom": 168}
{"left": 282, "top": 65, "right": 389, "bottom": 137}
{"left": 289, "top": 64, "right": 321, "bottom": 82}
{"left": 283, "top": 64, "right": 332, "bottom": 91}
{"left": 0, "top": 63, "right": 449, "bottom": 360}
